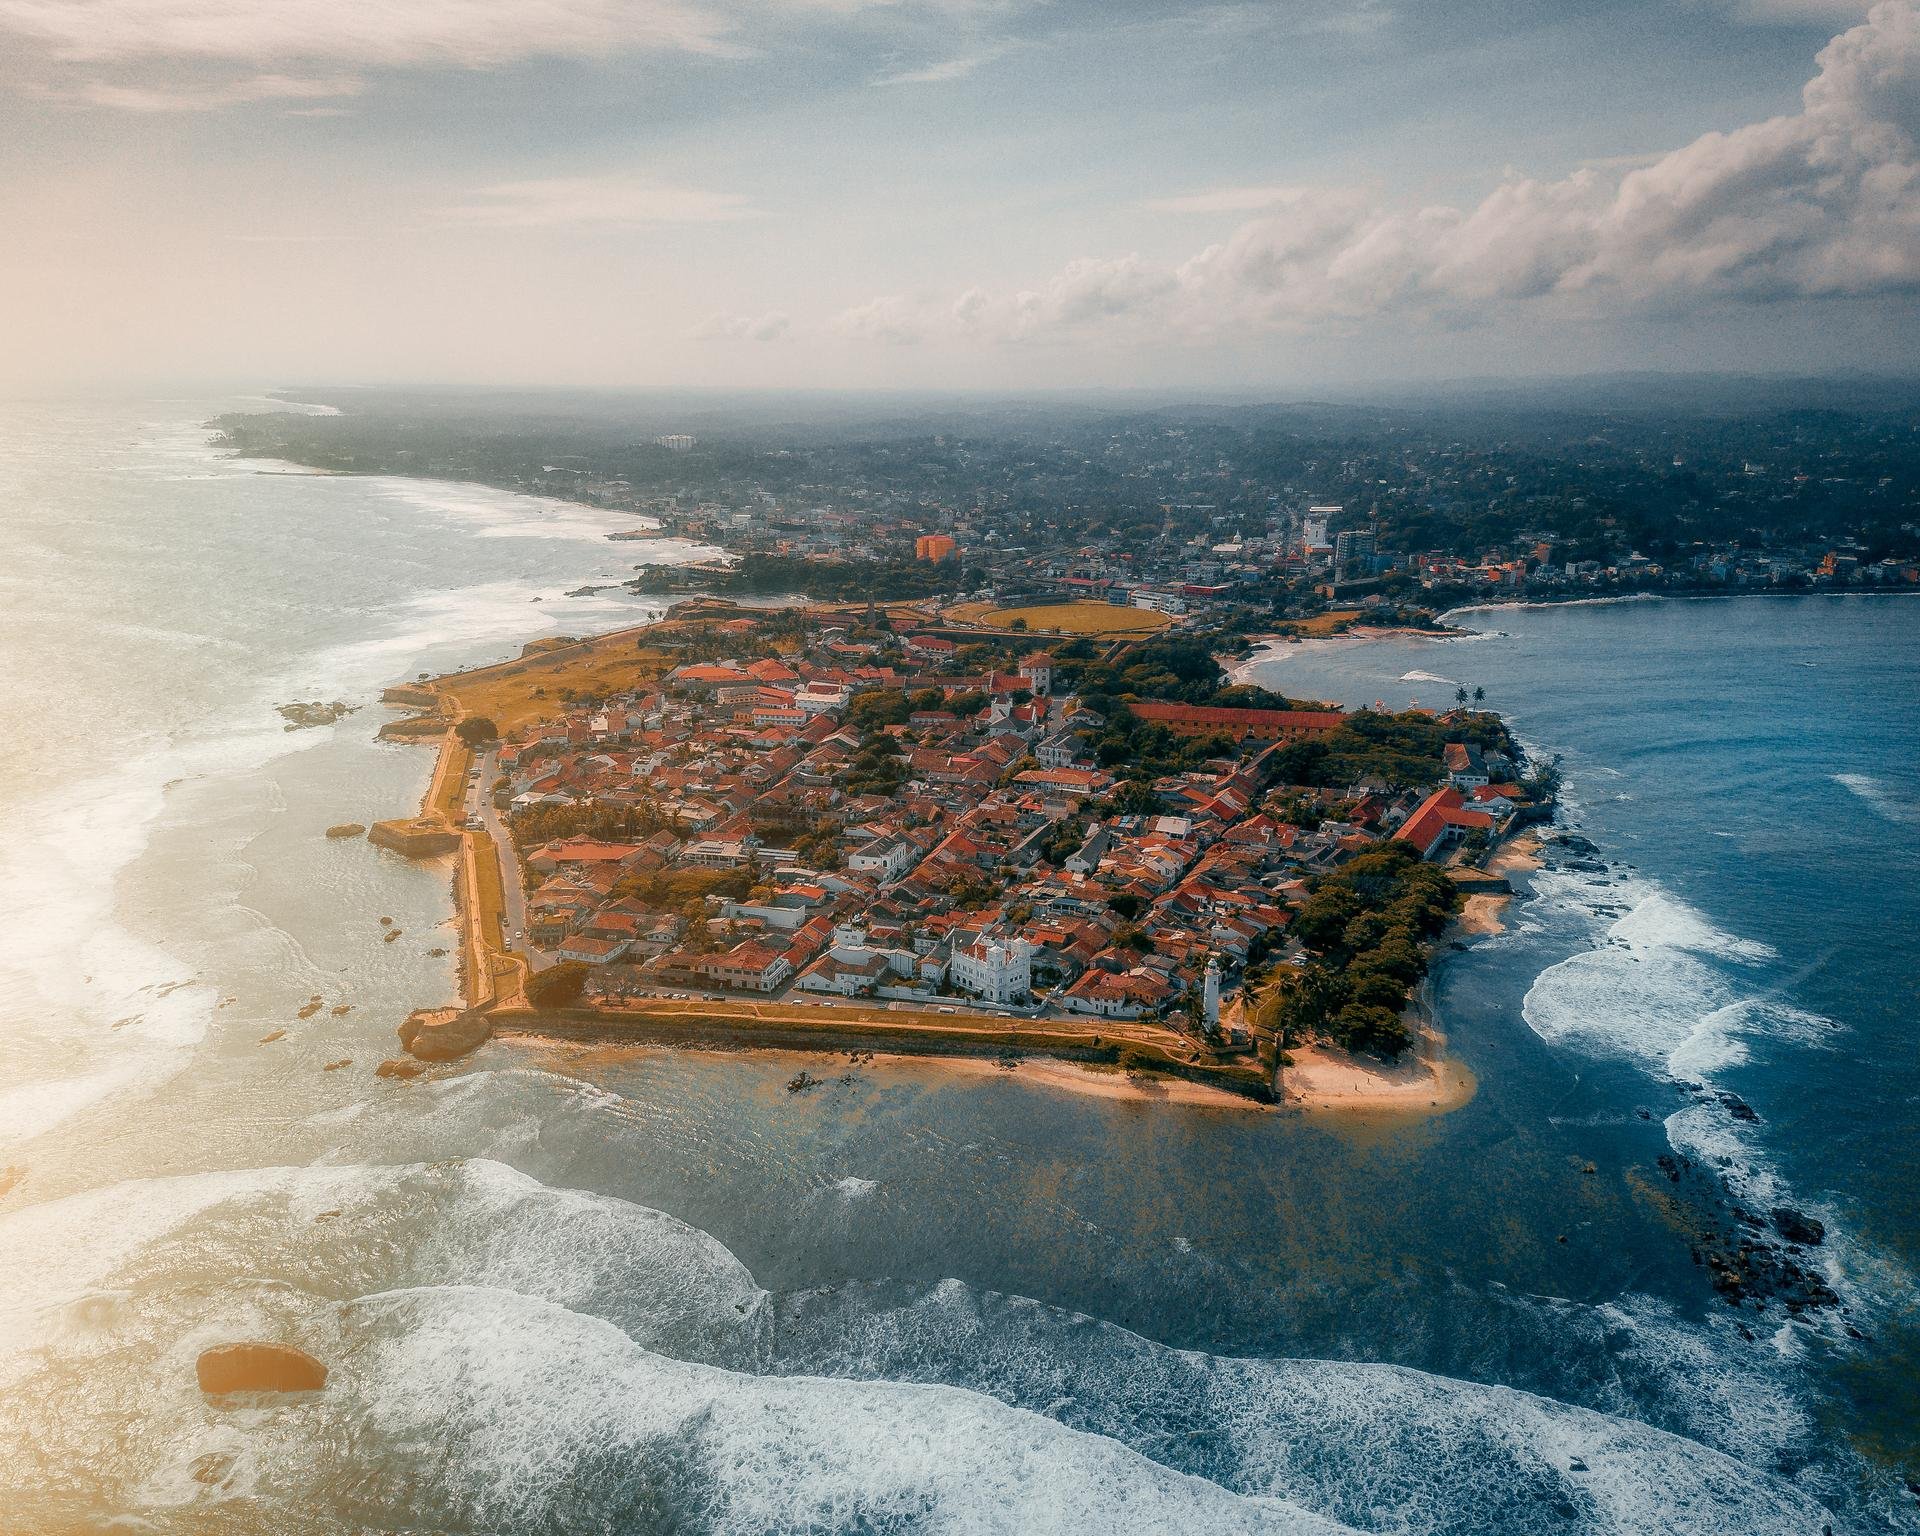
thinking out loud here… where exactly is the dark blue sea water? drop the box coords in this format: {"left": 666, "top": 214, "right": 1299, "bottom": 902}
{"left": 1250, "top": 595, "right": 1920, "bottom": 1473}
{"left": 2, "top": 402, "right": 1915, "bottom": 1534}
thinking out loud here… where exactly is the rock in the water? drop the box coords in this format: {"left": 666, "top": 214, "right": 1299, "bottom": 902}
{"left": 277, "top": 701, "right": 353, "bottom": 730}
{"left": 190, "top": 1452, "right": 235, "bottom": 1486}
{"left": 196, "top": 1342, "right": 328, "bottom": 1396}
{"left": 398, "top": 1007, "right": 491, "bottom": 1062}
{"left": 375, "top": 1058, "right": 425, "bottom": 1080}
{"left": 1718, "top": 1092, "right": 1760, "bottom": 1123}
{"left": 1771, "top": 1206, "right": 1826, "bottom": 1246}
{"left": 324, "top": 823, "right": 366, "bottom": 839}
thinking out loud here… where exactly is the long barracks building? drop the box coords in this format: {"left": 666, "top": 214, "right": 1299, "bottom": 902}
{"left": 1125, "top": 701, "right": 1345, "bottom": 744}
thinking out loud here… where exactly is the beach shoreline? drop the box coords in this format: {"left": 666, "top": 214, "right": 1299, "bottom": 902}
{"left": 510, "top": 1034, "right": 1273, "bottom": 1110}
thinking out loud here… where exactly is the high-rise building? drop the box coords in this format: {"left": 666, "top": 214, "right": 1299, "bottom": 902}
{"left": 1334, "top": 529, "right": 1377, "bottom": 575}
{"left": 915, "top": 533, "right": 958, "bottom": 561}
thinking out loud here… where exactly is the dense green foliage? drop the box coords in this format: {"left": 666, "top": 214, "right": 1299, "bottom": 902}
{"left": 526, "top": 960, "right": 591, "bottom": 1007}
{"left": 1264, "top": 709, "right": 1512, "bottom": 791}
{"left": 636, "top": 554, "right": 969, "bottom": 600}
{"left": 510, "top": 802, "right": 666, "bottom": 848}
{"left": 1261, "top": 842, "right": 1461, "bottom": 1059}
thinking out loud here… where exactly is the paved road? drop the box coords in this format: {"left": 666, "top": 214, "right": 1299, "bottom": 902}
{"left": 468, "top": 749, "right": 543, "bottom": 971}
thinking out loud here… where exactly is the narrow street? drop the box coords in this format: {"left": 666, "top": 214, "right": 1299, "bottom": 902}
{"left": 468, "top": 748, "right": 543, "bottom": 972}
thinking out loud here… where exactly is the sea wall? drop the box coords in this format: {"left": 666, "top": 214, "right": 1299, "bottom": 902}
{"left": 495, "top": 1005, "right": 1277, "bottom": 1102}
{"left": 368, "top": 819, "right": 461, "bottom": 858}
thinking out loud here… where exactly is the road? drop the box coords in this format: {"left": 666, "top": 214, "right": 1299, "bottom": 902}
{"left": 467, "top": 748, "right": 543, "bottom": 971}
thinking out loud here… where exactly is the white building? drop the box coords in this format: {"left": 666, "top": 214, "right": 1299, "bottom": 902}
{"left": 847, "top": 837, "right": 917, "bottom": 883}
{"left": 795, "top": 684, "right": 850, "bottom": 716}
{"left": 949, "top": 934, "right": 1032, "bottom": 1004}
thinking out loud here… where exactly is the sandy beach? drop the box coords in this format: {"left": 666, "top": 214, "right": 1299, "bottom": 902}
{"left": 511, "top": 1035, "right": 1273, "bottom": 1111}
{"left": 1278, "top": 1024, "right": 1476, "bottom": 1117}
{"left": 1228, "top": 626, "right": 1470, "bottom": 683}
{"left": 1450, "top": 832, "right": 1545, "bottom": 939}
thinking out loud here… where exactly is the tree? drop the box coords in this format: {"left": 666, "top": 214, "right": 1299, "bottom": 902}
{"left": 1454, "top": 686, "right": 1469, "bottom": 706}
{"left": 1472, "top": 686, "right": 1486, "bottom": 704}
{"left": 1334, "top": 1002, "right": 1413, "bottom": 1059}
{"left": 526, "top": 960, "right": 590, "bottom": 1008}
{"left": 455, "top": 716, "right": 499, "bottom": 746}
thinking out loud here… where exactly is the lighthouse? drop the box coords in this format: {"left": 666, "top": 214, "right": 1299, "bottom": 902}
{"left": 1202, "top": 957, "right": 1221, "bottom": 1030}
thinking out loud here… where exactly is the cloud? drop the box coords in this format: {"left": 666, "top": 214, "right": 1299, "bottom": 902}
{"left": 62, "top": 72, "right": 362, "bottom": 112}
{"left": 872, "top": 43, "right": 1009, "bottom": 85}
{"left": 694, "top": 309, "right": 791, "bottom": 340}
{"left": 829, "top": 295, "right": 934, "bottom": 345}
{"left": 0, "top": 0, "right": 743, "bottom": 68}
{"left": 435, "top": 175, "right": 760, "bottom": 228}
{"left": 858, "top": 0, "right": 1920, "bottom": 344}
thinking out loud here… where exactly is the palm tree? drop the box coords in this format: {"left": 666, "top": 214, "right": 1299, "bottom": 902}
{"left": 1473, "top": 685, "right": 1486, "bottom": 704}
{"left": 1454, "top": 685, "right": 1468, "bottom": 706}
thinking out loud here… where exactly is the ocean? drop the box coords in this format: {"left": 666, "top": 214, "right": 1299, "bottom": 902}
{"left": 1, "top": 396, "right": 1916, "bottom": 1534}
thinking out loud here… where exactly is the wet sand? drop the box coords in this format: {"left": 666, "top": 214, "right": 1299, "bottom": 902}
{"left": 512, "top": 1035, "right": 1272, "bottom": 1111}
{"left": 1280, "top": 1027, "right": 1476, "bottom": 1117}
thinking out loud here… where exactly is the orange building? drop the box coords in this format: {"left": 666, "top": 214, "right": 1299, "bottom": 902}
{"left": 915, "top": 533, "right": 958, "bottom": 561}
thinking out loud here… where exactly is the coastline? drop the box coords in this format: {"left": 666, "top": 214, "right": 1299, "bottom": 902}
{"left": 511, "top": 1035, "right": 1272, "bottom": 1111}
{"left": 1228, "top": 625, "right": 1471, "bottom": 682}
{"left": 1271, "top": 828, "right": 1544, "bottom": 1118}
{"left": 376, "top": 605, "right": 1538, "bottom": 1118}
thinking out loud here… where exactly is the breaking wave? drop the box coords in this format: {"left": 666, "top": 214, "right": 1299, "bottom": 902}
{"left": 1833, "top": 772, "right": 1920, "bottom": 827}
{"left": 0, "top": 1159, "right": 1839, "bottom": 1535}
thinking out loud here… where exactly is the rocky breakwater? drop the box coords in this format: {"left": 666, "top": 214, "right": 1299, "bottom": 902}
{"left": 196, "top": 1342, "right": 328, "bottom": 1397}
{"left": 277, "top": 701, "right": 354, "bottom": 730}
{"left": 368, "top": 818, "right": 461, "bottom": 857}
{"left": 398, "top": 1006, "right": 492, "bottom": 1062}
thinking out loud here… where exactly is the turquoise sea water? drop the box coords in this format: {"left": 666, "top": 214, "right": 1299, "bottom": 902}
{"left": 1, "top": 397, "right": 1916, "bottom": 1533}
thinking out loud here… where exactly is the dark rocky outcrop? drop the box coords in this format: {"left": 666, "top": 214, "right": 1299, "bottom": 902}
{"left": 399, "top": 1007, "right": 492, "bottom": 1062}
{"left": 1717, "top": 1091, "right": 1760, "bottom": 1123}
{"left": 277, "top": 701, "right": 353, "bottom": 730}
{"left": 196, "top": 1342, "right": 328, "bottom": 1396}
{"left": 324, "top": 823, "right": 366, "bottom": 839}
{"left": 1771, "top": 1207, "right": 1827, "bottom": 1246}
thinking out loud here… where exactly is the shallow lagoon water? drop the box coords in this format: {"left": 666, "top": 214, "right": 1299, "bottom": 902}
{"left": 1, "top": 399, "right": 1915, "bottom": 1532}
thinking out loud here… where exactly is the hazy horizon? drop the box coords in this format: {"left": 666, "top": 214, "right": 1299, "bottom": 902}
{"left": 5, "top": 0, "right": 1919, "bottom": 391}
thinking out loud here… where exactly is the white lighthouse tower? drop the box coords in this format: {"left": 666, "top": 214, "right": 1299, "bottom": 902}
{"left": 1202, "top": 957, "right": 1221, "bottom": 1030}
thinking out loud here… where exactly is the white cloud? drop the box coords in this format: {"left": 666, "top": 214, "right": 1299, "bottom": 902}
{"left": 694, "top": 309, "right": 791, "bottom": 340}
{"left": 860, "top": 0, "right": 1920, "bottom": 344}
{"left": 829, "top": 295, "right": 934, "bottom": 344}
{"left": 0, "top": 0, "right": 743, "bottom": 67}
{"left": 872, "top": 43, "right": 1009, "bottom": 85}
{"left": 64, "top": 71, "right": 361, "bottom": 112}
{"left": 435, "top": 175, "right": 760, "bottom": 228}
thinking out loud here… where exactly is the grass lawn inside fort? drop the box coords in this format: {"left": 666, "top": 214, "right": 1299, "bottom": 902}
{"left": 944, "top": 600, "right": 1175, "bottom": 635}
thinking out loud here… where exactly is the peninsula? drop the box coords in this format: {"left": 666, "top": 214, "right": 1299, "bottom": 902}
{"left": 369, "top": 595, "right": 1554, "bottom": 1109}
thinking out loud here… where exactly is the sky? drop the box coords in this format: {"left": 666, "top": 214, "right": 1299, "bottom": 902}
{"left": 1, "top": 0, "right": 1917, "bottom": 391}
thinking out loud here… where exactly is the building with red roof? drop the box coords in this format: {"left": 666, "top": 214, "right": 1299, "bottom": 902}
{"left": 1392, "top": 786, "right": 1494, "bottom": 860}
